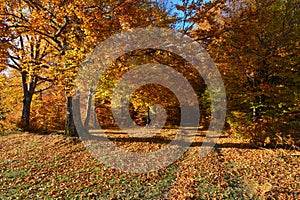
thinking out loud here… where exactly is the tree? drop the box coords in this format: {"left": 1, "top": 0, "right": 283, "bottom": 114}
{"left": 0, "top": 0, "right": 177, "bottom": 135}
{"left": 224, "top": 0, "right": 299, "bottom": 118}
{"left": 0, "top": 71, "right": 23, "bottom": 132}
{"left": 190, "top": 0, "right": 299, "bottom": 145}
{"left": 94, "top": 46, "right": 207, "bottom": 128}
{"left": 0, "top": 0, "right": 69, "bottom": 130}
{"left": 170, "top": 0, "right": 227, "bottom": 128}
{"left": 0, "top": 0, "right": 115, "bottom": 134}
{"left": 30, "top": 86, "right": 66, "bottom": 132}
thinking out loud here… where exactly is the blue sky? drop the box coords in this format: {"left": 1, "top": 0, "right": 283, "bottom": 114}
{"left": 166, "top": 0, "right": 211, "bottom": 30}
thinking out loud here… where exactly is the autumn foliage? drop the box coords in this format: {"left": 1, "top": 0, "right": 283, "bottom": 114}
{"left": 0, "top": 0, "right": 299, "bottom": 148}
{"left": 0, "top": 0, "right": 299, "bottom": 199}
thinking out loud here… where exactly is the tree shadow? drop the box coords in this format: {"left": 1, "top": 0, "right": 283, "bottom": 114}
{"left": 81, "top": 129, "right": 259, "bottom": 150}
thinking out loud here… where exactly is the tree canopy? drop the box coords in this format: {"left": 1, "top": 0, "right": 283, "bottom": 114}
{"left": 0, "top": 0, "right": 299, "bottom": 147}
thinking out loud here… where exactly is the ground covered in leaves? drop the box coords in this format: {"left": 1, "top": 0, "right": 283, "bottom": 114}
{"left": 0, "top": 131, "right": 299, "bottom": 199}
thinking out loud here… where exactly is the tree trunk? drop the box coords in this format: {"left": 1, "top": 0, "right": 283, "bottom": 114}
{"left": 21, "top": 93, "right": 33, "bottom": 131}
{"left": 20, "top": 71, "right": 35, "bottom": 131}
{"left": 65, "top": 94, "right": 79, "bottom": 137}
{"left": 146, "top": 106, "right": 151, "bottom": 127}
{"left": 93, "top": 107, "right": 100, "bottom": 129}
{"left": 84, "top": 88, "right": 94, "bottom": 129}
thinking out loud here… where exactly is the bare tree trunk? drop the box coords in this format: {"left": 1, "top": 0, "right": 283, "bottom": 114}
{"left": 21, "top": 93, "right": 33, "bottom": 131}
{"left": 65, "top": 95, "right": 78, "bottom": 137}
{"left": 20, "top": 71, "right": 35, "bottom": 131}
{"left": 146, "top": 106, "right": 151, "bottom": 127}
{"left": 84, "top": 88, "right": 94, "bottom": 129}
{"left": 65, "top": 90, "right": 83, "bottom": 137}
{"left": 93, "top": 107, "right": 100, "bottom": 129}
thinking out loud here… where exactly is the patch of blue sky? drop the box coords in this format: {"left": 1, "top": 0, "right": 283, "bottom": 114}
{"left": 166, "top": 0, "right": 212, "bottom": 31}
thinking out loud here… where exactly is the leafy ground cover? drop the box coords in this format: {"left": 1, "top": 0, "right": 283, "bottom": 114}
{"left": 0, "top": 131, "right": 299, "bottom": 199}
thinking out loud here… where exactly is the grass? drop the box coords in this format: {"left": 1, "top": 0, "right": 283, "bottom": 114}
{"left": 0, "top": 131, "right": 299, "bottom": 199}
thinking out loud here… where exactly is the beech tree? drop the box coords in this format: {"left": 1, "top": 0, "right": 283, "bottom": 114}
{"left": 0, "top": 0, "right": 98, "bottom": 133}
{"left": 189, "top": 0, "right": 299, "bottom": 144}
{"left": 220, "top": 0, "right": 299, "bottom": 123}
{"left": 0, "top": 0, "right": 59, "bottom": 130}
{"left": 0, "top": 0, "right": 176, "bottom": 135}
{"left": 172, "top": 0, "right": 299, "bottom": 145}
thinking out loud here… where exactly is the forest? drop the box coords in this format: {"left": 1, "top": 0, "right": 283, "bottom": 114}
{"left": 0, "top": 0, "right": 299, "bottom": 199}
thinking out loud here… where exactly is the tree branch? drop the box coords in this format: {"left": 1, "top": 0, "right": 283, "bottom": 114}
{"left": 34, "top": 83, "right": 54, "bottom": 93}
{"left": 54, "top": 16, "right": 69, "bottom": 39}
{"left": 7, "top": 63, "right": 21, "bottom": 71}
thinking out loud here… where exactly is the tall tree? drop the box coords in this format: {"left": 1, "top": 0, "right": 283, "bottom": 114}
{"left": 0, "top": 0, "right": 176, "bottom": 135}
{"left": 189, "top": 0, "right": 299, "bottom": 143}
{"left": 221, "top": 0, "right": 299, "bottom": 123}
{"left": 0, "top": 0, "right": 59, "bottom": 130}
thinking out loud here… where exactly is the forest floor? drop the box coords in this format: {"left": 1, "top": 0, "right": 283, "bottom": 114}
{"left": 0, "top": 130, "right": 299, "bottom": 199}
